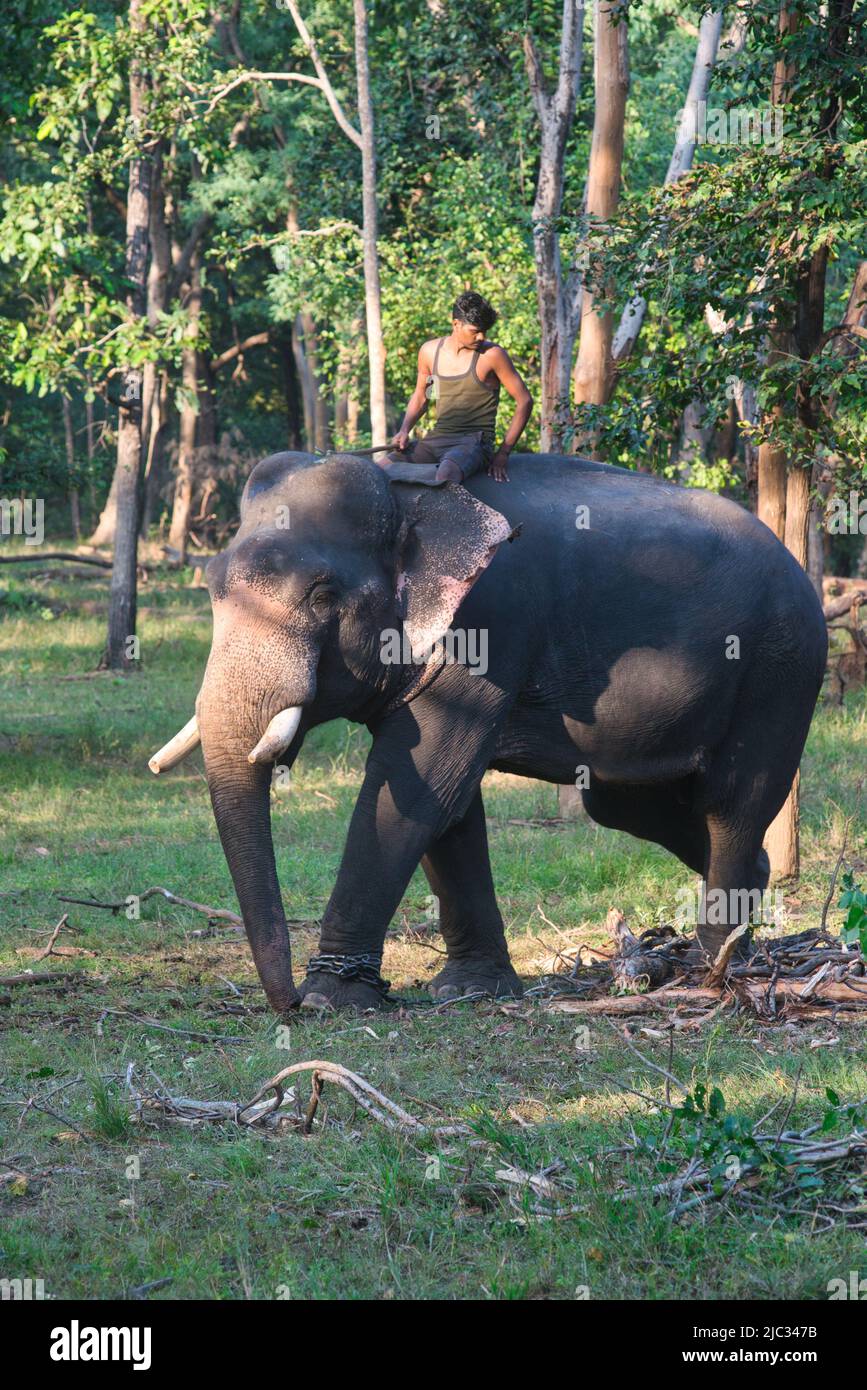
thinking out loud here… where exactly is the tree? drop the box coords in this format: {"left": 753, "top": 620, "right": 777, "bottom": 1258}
{"left": 102, "top": 0, "right": 152, "bottom": 671}
{"left": 572, "top": 0, "right": 630, "bottom": 433}
{"left": 523, "top": 0, "right": 586, "bottom": 451}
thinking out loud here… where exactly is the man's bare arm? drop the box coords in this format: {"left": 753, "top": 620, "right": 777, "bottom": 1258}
{"left": 487, "top": 347, "right": 533, "bottom": 482}
{"left": 392, "top": 344, "right": 434, "bottom": 450}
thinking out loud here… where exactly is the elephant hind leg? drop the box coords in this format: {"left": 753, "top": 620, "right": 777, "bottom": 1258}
{"left": 421, "top": 788, "right": 523, "bottom": 1002}
{"left": 693, "top": 816, "right": 770, "bottom": 961}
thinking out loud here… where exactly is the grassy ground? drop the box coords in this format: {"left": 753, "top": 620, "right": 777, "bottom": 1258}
{"left": 1, "top": 558, "right": 866, "bottom": 1300}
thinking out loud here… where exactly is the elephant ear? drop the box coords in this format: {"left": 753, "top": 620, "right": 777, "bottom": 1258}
{"left": 391, "top": 484, "right": 517, "bottom": 659}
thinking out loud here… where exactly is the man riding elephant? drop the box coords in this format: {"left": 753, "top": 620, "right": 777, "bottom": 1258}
{"left": 387, "top": 291, "right": 533, "bottom": 486}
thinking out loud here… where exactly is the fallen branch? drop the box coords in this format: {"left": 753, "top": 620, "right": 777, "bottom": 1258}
{"left": 56, "top": 886, "right": 316, "bottom": 934}
{"left": 548, "top": 987, "right": 720, "bottom": 1016}
{"left": 0, "top": 551, "right": 112, "bottom": 569}
{"left": 101, "top": 1009, "right": 247, "bottom": 1045}
{"left": 704, "top": 924, "right": 750, "bottom": 987}
{"left": 0, "top": 970, "right": 83, "bottom": 987}
{"left": 56, "top": 887, "right": 243, "bottom": 930}
{"left": 35, "top": 914, "right": 71, "bottom": 960}
{"left": 823, "top": 590, "right": 866, "bottom": 622}
{"left": 126, "top": 1060, "right": 469, "bottom": 1138}
{"left": 240, "top": 1062, "right": 470, "bottom": 1137}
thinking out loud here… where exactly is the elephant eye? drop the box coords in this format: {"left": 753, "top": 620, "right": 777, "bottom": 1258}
{"left": 308, "top": 583, "right": 337, "bottom": 614}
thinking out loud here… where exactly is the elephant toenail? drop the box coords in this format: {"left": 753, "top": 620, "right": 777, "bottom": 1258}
{"left": 300, "top": 993, "right": 336, "bottom": 1011}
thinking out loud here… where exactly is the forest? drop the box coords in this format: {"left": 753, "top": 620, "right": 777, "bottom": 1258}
{"left": 2, "top": 0, "right": 867, "bottom": 1319}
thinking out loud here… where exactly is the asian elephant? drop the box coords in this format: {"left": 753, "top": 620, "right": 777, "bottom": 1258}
{"left": 149, "top": 451, "right": 827, "bottom": 1015}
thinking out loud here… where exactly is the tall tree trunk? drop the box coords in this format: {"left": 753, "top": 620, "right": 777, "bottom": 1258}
{"left": 278, "top": 324, "right": 304, "bottom": 450}
{"left": 524, "top": 0, "right": 585, "bottom": 451}
{"left": 168, "top": 249, "right": 203, "bottom": 563}
{"left": 140, "top": 142, "right": 171, "bottom": 536}
{"left": 60, "top": 395, "right": 81, "bottom": 540}
{"left": 353, "top": 0, "right": 387, "bottom": 446}
{"left": 101, "top": 0, "right": 152, "bottom": 671}
{"left": 295, "top": 309, "right": 330, "bottom": 453}
{"left": 291, "top": 313, "right": 316, "bottom": 449}
{"left": 334, "top": 321, "right": 362, "bottom": 448}
{"left": 757, "top": 398, "right": 788, "bottom": 542}
{"left": 572, "top": 0, "right": 629, "bottom": 438}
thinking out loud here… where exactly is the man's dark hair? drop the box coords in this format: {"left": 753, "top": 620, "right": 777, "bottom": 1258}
{"left": 452, "top": 290, "right": 498, "bottom": 333}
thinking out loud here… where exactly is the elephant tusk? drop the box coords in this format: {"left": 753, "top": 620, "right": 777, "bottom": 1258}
{"left": 247, "top": 707, "right": 303, "bottom": 765}
{"left": 148, "top": 716, "right": 201, "bottom": 775}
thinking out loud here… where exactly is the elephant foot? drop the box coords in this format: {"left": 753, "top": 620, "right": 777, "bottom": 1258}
{"left": 428, "top": 954, "right": 523, "bottom": 1003}
{"left": 686, "top": 926, "right": 755, "bottom": 970}
{"left": 298, "top": 968, "right": 391, "bottom": 1013}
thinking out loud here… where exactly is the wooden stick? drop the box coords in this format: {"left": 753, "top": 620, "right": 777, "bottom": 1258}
{"left": 240, "top": 1060, "right": 470, "bottom": 1137}
{"left": 36, "top": 914, "right": 70, "bottom": 960}
{"left": 0, "top": 551, "right": 112, "bottom": 568}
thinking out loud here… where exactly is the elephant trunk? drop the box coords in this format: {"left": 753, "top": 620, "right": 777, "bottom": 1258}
{"left": 198, "top": 677, "right": 303, "bottom": 1016}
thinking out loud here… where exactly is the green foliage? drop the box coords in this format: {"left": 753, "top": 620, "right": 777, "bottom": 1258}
{"left": 1, "top": 0, "right": 864, "bottom": 510}
{"left": 838, "top": 870, "right": 867, "bottom": 956}
{"left": 591, "top": 1, "right": 867, "bottom": 480}
{"left": 666, "top": 1082, "right": 782, "bottom": 1193}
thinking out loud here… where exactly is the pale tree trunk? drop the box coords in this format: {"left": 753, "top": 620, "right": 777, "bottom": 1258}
{"left": 101, "top": 0, "right": 151, "bottom": 671}
{"left": 733, "top": 379, "right": 759, "bottom": 509}
{"left": 524, "top": 0, "right": 585, "bottom": 451}
{"left": 84, "top": 363, "right": 97, "bottom": 517}
{"left": 806, "top": 490, "right": 825, "bottom": 598}
{"left": 296, "top": 310, "right": 331, "bottom": 453}
{"left": 60, "top": 395, "right": 81, "bottom": 540}
{"left": 612, "top": 9, "right": 723, "bottom": 362}
{"left": 757, "top": 397, "right": 788, "bottom": 542}
{"left": 140, "top": 142, "right": 171, "bottom": 536}
{"left": 572, "top": 0, "right": 629, "bottom": 439}
{"left": 168, "top": 248, "right": 202, "bottom": 563}
{"left": 353, "top": 0, "right": 387, "bottom": 445}
{"left": 334, "top": 318, "right": 363, "bottom": 448}
{"left": 292, "top": 312, "right": 316, "bottom": 449}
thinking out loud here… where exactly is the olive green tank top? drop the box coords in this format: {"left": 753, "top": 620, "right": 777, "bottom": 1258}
{"left": 427, "top": 337, "right": 500, "bottom": 443}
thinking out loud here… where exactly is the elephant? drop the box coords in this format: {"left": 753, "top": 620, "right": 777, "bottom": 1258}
{"left": 149, "top": 450, "right": 827, "bottom": 1015}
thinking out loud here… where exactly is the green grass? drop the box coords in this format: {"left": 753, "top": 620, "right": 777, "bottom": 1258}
{"left": 2, "top": 558, "right": 867, "bottom": 1300}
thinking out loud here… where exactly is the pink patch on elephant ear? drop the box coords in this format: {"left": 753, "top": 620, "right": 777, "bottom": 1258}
{"left": 397, "top": 489, "right": 516, "bottom": 660}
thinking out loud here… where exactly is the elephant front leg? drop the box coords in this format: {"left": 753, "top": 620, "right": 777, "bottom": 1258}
{"left": 299, "top": 691, "right": 511, "bottom": 1011}
{"left": 422, "top": 790, "right": 522, "bottom": 1001}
